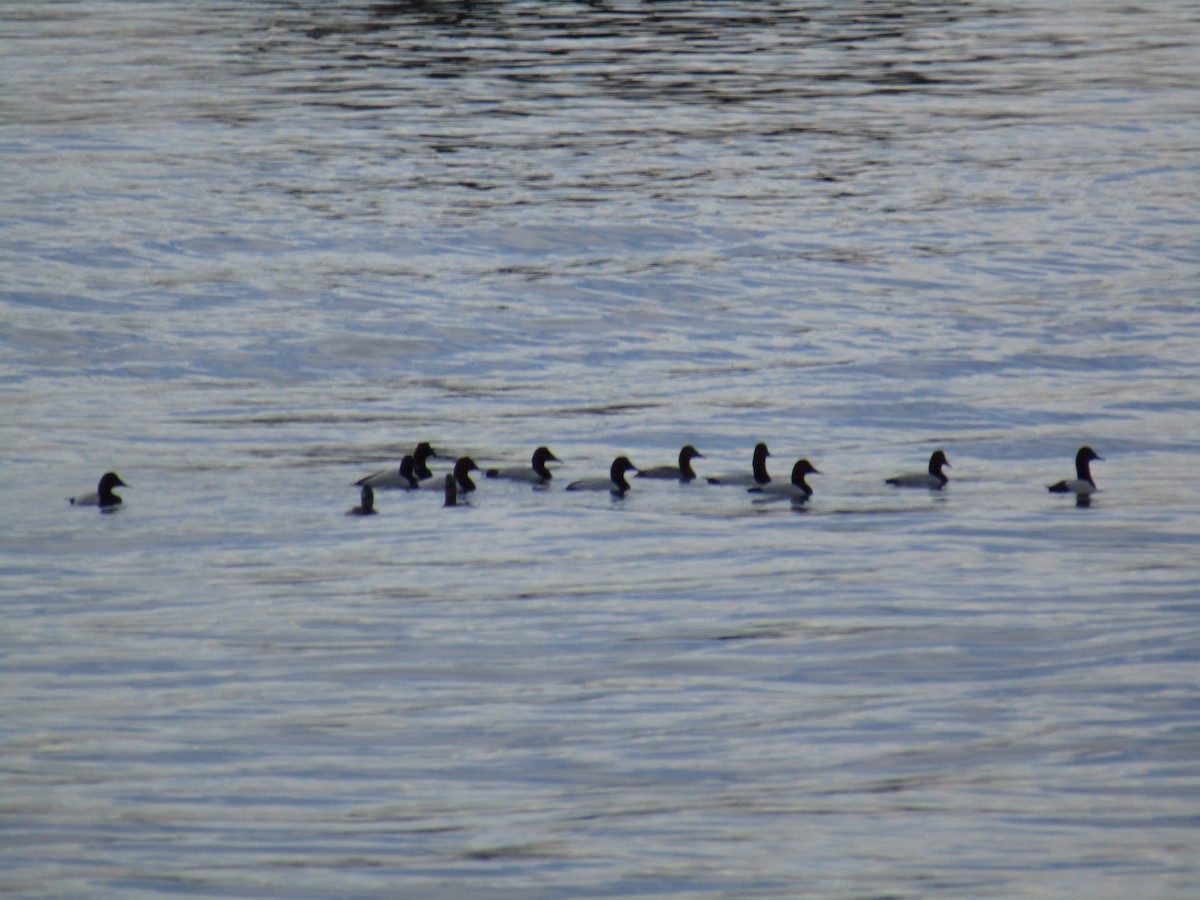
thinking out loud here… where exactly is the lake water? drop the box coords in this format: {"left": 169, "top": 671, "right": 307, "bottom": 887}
{"left": 2, "top": 1, "right": 1199, "bottom": 896}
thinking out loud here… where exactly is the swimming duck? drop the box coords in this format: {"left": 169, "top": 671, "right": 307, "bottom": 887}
{"left": 443, "top": 473, "right": 460, "bottom": 507}
{"left": 346, "top": 485, "right": 377, "bottom": 516}
{"left": 485, "top": 446, "right": 560, "bottom": 484}
{"left": 885, "top": 450, "right": 950, "bottom": 489}
{"left": 1048, "top": 446, "right": 1102, "bottom": 497}
{"left": 566, "top": 456, "right": 639, "bottom": 495}
{"left": 356, "top": 455, "right": 420, "bottom": 489}
{"left": 707, "top": 442, "right": 771, "bottom": 486}
{"left": 411, "top": 441, "right": 437, "bottom": 480}
{"left": 432, "top": 456, "right": 480, "bottom": 493}
{"left": 69, "top": 471, "right": 128, "bottom": 507}
{"left": 637, "top": 445, "right": 704, "bottom": 482}
{"left": 749, "top": 459, "right": 820, "bottom": 501}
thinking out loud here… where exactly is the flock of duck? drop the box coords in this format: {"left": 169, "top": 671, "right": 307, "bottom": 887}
{"left": 68, "top": 444, "right": 1105, "bottom": 513}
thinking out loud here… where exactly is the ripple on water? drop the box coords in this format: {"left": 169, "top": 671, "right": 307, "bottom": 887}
{"left": 2, "top": 1, "right": 1199, "bottom": 897}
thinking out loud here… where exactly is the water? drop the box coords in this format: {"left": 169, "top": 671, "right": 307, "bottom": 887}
{"left": 2, "top": 1, "right": 1199, "bottom": 896}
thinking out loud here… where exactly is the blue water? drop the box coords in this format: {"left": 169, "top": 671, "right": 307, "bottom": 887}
{"left": 2, "top": 2, "right": 1199, "bottom": 896}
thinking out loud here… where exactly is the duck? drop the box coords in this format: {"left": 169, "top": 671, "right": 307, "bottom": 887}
{"left": 356, "top": 455, "right": 420, "bottom": 489}
{"left": 885, "top": 450, "right": 950, "bottom": 489}
{"left": 69, "top": 471, "right": 128, "bottom": 507}
{"left": 431, "top": 456, "right": 480, "bottom": 493}
{"left": 707, "top": 442, "right": 771, "bottom": 486}
{"left": 566, "top": 456, "right": 639, "bottom": 495}
{"left": 442, "top": 473, "right": 461, "bottom": 507}
{"left": 411, "top": 441, "right": 437, "bottom": 480}
{"left": 636, "top": 445, "right": 704, "bottom": 482}
{"left": 485, "top": 446, "right": 560, "bottom": 484}
{"left": 1048, "top": 446, "right": 1102, "bottom": 497}
{"left": 346, "top": 485, "right": 377, "bottom": 516}
{"left": 749, "top": 459, "right": 820, "bottom": 501}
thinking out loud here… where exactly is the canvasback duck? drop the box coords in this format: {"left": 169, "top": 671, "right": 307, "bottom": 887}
{"left": 566, "top": 456, "right": 639, "bottom": 496}
{"left": 485, "top": 446, "right": 560, "bottom": 484}
{"left": 1048, "top": 446, "right": 1102, "bottom": 497}
{"left": 707, "top": 442, "right": 771, "bottom": 486}
{"left": 637, "top": 445, "right": 704, "bottom": 482}
{"left": 886, "top": 450, "right": 950, "bottom": 489}
{"left": 346, "top": 484, "right": 377, "bottom": 516}
{"left": 749, "top": 459, "right": 820, "bottom": 501}
{"left": 411, "top": 441, "right": 437, "bottom": 480}
{"left": 69, "top": 471, "right": 128, "bottom": 508}
{"left": 433, "top": 456, "right": 479, "bottom": 493}
{"left": 356, "top": 455, "right": 420, "bottom": 489}
{"left": 443, "top": 473, "right": 460, "bottom": 507}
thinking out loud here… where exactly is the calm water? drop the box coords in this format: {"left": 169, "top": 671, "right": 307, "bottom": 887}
{"left": 3, "top": 1, "right": 1199, "bottom": 896}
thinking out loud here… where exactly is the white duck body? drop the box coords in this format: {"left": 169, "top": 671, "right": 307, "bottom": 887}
{"left": 566, "top": 457, "right": 639, "bottom": 495}
{"left": 1048, "top": 446, "right": 1102, "bottom": 496}
{"left": 637, "top": 445, "right": 704, "bottom": 482}
{"left": 886, "top": 450, "right": 950, "bottom": 489}
{"left": 356, "top": 455, "right": 420, "bottom": 489}
{"left": 707, "top": 443, "right": 771, "bottom": 486}
{"left": 485, "top": 446, "right": 560, "bottom": 484}
{"left": 749, "top": 459, "right": 819, "bottom": 502}
{"left": 70, "top": 471, "right": 128, "bottom": 507}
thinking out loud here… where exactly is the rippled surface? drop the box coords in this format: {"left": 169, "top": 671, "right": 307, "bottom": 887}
{"left": 3, "top": 2, "right": 1199, "bottom": 896}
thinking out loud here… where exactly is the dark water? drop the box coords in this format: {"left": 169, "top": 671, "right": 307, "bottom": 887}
{"left": 2, "top": 2, "right": 1199, "bottom": 896}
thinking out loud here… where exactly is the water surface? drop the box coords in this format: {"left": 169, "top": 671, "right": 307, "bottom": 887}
{"left": 2, "top": 2, "right": 1199, "bottom": 896}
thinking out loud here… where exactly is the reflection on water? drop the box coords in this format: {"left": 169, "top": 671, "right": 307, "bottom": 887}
{"left": 2, "top": 1, "right": 1199, "bottom": 897}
